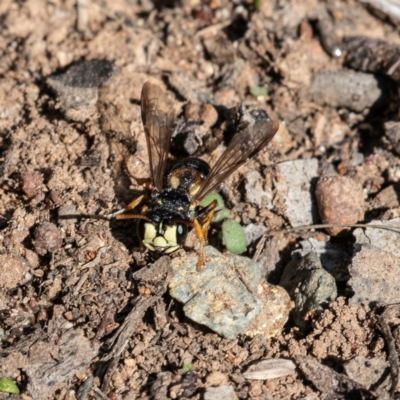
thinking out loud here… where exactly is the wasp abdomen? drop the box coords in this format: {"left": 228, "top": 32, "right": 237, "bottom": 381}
{"left": 168, "top": 157, "right": 210, "bottom": 196}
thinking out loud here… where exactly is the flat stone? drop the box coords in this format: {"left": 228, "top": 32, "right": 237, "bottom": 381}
{"left": 350, "top": 219, "right": 400, "bottom": 305}
{"left": 204, "top": 385, "right": 238, "bottom": 400}
{"left": 244, "top": 223, "right": 267, "bottom": 246}
{"left": 353, "top": 218, "right": 400, "bottom": 258}
{"left": 349, "top": 244, "right": 400, "bottom": 305}
{"left": 0, "top": 254, "right": 30, "bottom": 289}
{"left": 169, "top": 246, "right": 262, "bottom": 339}
{"left": 245, "top": 171, "right": 273, "bottom": 208}
{"left": 47, "top": 59, "right": 114, "bottom": 122}
{"left": 274, "top": 159, "right": 319, "bottom": 226}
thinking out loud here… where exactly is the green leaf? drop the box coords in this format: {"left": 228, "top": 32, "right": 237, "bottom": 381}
{"left": 254, "top": 0, "right": 262, "bottom": 9}
{"left": 200, "top": 192, "right": 229, "bottom": 222}
{"left": 0, "top": 377, "right": 20, "bottom": 394}
{"left": 249, "top": 86, "right": 268, "bottom": 97}
{"left": 221, "top": 219, "right": 247, "bottom": 254}
{"left": 182, "top": 362, "right": 193, "bottom": 373}
{"left": 212, "top": 208, "right": 230, "bottom": 223}
{"left": 200, "top": 192, "right": 225, "bottom": 210}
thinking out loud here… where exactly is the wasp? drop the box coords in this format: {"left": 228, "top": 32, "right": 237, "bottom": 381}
{"left": 108, "top": 81, "right": 279, "bottom": 270}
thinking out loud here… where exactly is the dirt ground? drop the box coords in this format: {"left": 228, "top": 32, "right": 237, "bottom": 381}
{"left": 1, "top": 0, "right": 400, "bottom": 398}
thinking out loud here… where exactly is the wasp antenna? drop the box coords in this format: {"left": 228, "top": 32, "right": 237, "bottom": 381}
{"left": 115, "top": 214, "right": 150, "bottom": 221}
{"left": 58, "top": 214, "right": 112, "bottom": 221}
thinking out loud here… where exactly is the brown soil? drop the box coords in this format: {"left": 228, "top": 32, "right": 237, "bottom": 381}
{"left": 1, "top": 0, "right": 400, "bottom": 399}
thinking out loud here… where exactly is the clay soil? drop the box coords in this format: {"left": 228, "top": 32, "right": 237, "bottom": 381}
{"left": 1, "top": 0, "right": 400, "bottom": 399}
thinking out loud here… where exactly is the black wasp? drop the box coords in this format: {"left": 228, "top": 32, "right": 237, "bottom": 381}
{"left": 109, "top": 81, "right": 279, "bottom": 270}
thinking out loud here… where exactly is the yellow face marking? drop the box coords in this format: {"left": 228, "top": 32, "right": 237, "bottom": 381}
{"left": 153, "top": 236, "right": 168, "bottom": 248}
{"left": 143, "top": 242, "right": 155, "bottom": 251}
{"left": 143, "top": 223, "right": 157, "bottom": 244}
{"left": 164, "top": 245, "right": 180, "bottom": 254}
{"left": 164, "top": 225, "right": 177, "bottom": 245}
{"left": 170, "top": 176, "right": 180, "bottom": 189}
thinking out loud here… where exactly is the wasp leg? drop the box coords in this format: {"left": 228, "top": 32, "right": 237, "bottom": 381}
{"left": 106, "top": 195, "right": 144, "bottom": 219}
{"left": 191, "top": 218, "right": 205, "bottom": 271}
{"left": 193, "top": 200, "right": 218, "bottom": 271}
{"left": 198, "top": 200, "right": 217, "bottom": 242}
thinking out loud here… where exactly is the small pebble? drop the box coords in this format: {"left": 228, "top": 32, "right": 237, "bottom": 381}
{"left": 0, "top": 254, "right": 30, "bottom": 289}
{"left": 184, "top": 103, "right": 218, "bottom": 128}
{"left": 20, "top": 171, "right": 43, "bottom": 198}
{"left": 353, "top": 218, "right": 400, "bottom": 257}
{"left": 371, "top": 183, "right": 400, "bottom": 209}
{"left": 384, "top": 121, "right": 400, "bottom": 155}
{"left": 24, "top": 248, "right": 39, "bottom": 269}
{"left": 306, "top": 72, "right": 391, "bottom": 113}
{"left": 274, "top": 159, "right": 319, "bottom": 226}
{"left": 33, "top": 222, "right": 62, "bottom": 255}
{"left": 315, "top": 175, "right": 364, "bottom": 235}
{"left": 205, "top": 371, "right": 229, "bottom": 387}
{"left": 244, "top": 224, "right": 267, "bottom": 245}
{"left": 204, "top": 385, "right": 238, "bottom": 400}
{"left": 124, "top": 358, "right": 137, "bottom": 368}
{"left": 349, "top": 244, "right": 400, "bottom": 305}
{"left": 245, "top": 171, "right": 273, "bottom": 208}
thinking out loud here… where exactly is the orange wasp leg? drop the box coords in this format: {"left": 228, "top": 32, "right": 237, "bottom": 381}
{"left": 176, "top": 200, "right": 218, "bottom": 271}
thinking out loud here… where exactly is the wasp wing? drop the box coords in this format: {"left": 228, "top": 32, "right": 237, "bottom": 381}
{"left": 194, "top": 107, "right": 279, "bottom": 200}
{"left": 141, "top": 81, "right": 175, "bottom": 191}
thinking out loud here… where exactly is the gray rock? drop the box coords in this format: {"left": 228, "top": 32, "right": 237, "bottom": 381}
{"left": 244, "top": 223, "right": 267, "bottom": 245}
{"left": 280, "top": 252, "right": 337, "bottom": 329}
{"left": 349, "top": 244, "right": 400, "bottom": 305}
{"left": 245, "top": 171, "right": 273, "bottom": 208}
{"left": 306, "top": 71, "right": 391, "bottom": 113}
{"left": 353, "top": 218, "right": 400, "bottom": 257}
{"left": 274, "top": 159, "right": 319, "bottom": 226}
{"left": 47, "top": 59, "right": 114, "bottom": 122}
{"left": 169, "top": 246, "right": 262, "bottom": 339}
{"left": 350, "top": 218, "right": 400, "bottom": 305}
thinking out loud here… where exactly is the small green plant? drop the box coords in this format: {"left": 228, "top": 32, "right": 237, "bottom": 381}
{"left": 200, "top": 192, "right": 229, "bottom": 223}
{"left": 182, "top": 362, "right": 193, "bottom": 373}
{"left": 200, "top": 192, "right": 247, "bottom": 254}
{"left": 254, "top": 0, "right": 262, "bottom": 9}
{"left": 0, "top": 377, "right": 19, "bottom": 394}
{"left": 221, "top": 219, "right": 247, "bottom": 254}
{"left": 250, "top": 85, "right": 268, "bottom": 97}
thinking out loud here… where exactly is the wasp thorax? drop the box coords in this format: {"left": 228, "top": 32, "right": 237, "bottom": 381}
{"left": 140, "top": 221, "right": 187, "bottom": 254}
